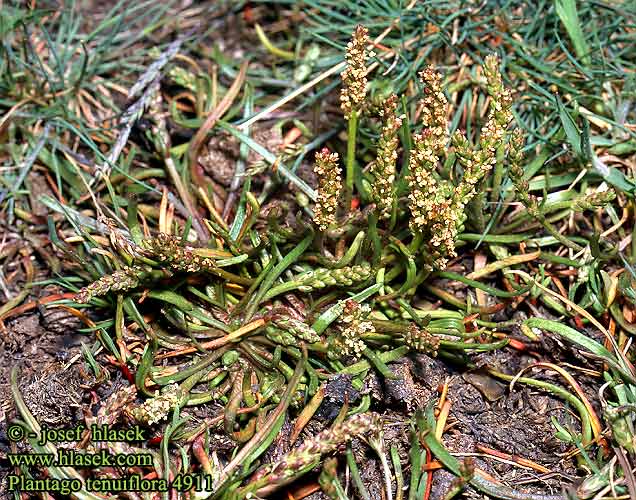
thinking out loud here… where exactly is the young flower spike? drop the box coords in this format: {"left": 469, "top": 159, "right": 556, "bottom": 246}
{"left": 265, "top": 315, "right": 321, "bottom": 346}
{"left": 75, "top": 265, "right": 146, "bottom": 303}
{"left": 483, "top": 54, "right": 513, "bottom": 138}
{"left": 313, "top": 148, "right": 342, "bottom": 231}
{"left": 453, "top": 54, "right": 513, "bottom": 207}
{"left": 371, "top": 94, "right": 402, "bottom": 219}
{"left": 507, "top": 128, "right": 531, "bottom": 208}
{"left": 402, "top": 323, "right": 440, "bottom": 356}
{"left": 141, "top": 232, "right": 216, "bottom": 272}
{"left": 296, "top": 262, "right": 372, "bottom": 291}
{"left": 249, "top": 412, "right": 381, "bottom": 495}
{"left": 340, "top": 25, "right": 371, "bottom": 119}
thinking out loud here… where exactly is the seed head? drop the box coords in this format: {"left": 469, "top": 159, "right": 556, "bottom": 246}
{"left": 483, "top": 54, "right": 513, "bottom": 135}
{"left": 452, "top": 56, "right": 513, "bottom": 212}
{"left": 406, "top": 58, "right": 515, "bottom": 270}
{"left": 507, "top": 128, "right": 527, "bottom": 189}
{"left": 507, "top": 128, "right": 536, "bottom": 212}
{"left": 408, "top": 130, "right": 441, "bottom": 230}
{"left": 450, "top": 131, "right": 487, "bottom": 209}
{"left": 465, "top": 55, "right": 513, "bottom": 189}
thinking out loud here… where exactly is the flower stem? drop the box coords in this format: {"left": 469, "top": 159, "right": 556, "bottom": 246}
{"left": 345, "top": 109, "right": 359, "bottom": 212}
{"left": 368, "top": 212, "right": 382, "bottom": 264}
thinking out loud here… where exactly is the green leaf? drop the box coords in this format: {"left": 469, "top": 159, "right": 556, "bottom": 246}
{"left": 525, "top": 318, "right": 635, "bottom": 382}
{"left": 551, "top": 415, "right": 574, "bottom": 443}
{"left": 555, "top": 0, "right": 591, "bottom": 66}
{"left": 556, "top": 96, "right": 582, "bottom": 158}
{"left": 591, "top": 154, "right": 636, "bottom": 196}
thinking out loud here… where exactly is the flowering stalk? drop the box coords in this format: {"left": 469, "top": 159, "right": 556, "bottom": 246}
{"left": 406, "top": 66, "right": 457, "bottom": 269}
{"left": 407, "top": 57, "right": 519, "bottom": 269}
{"left": 371, "top": 94, "right": 402, "bottom": 220}
{"left": 346, "top": 110, "right": 360, "bottom": 211}
{"left": 340, "top": 25, "right": 371, "bottom": 211}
